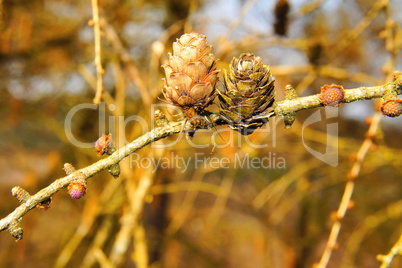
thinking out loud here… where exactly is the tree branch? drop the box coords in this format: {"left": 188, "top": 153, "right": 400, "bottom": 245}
{"left": 377, "top": 234, "right": 402, "bottom": 268}
{"left": 274, "top": 83, "right": 401, "bottom": 116}
{"left": 0, "top": 121, "right": 184, "bottom": 240}
{"left": 91, "top": 0, "right": 104, "bottom": 104}
{"left": 1, "top": 80, "right": 401, "bottom": 241}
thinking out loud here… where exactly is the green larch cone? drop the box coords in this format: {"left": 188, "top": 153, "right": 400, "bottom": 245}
{"left": 161, "top": 32, "right": 219, "bottom": 118}
{"left": 218, "top": 53, "right": 275, "bottom": 135}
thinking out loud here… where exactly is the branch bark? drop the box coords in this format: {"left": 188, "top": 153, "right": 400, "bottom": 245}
{"left": 274, "top": 83, "right": 401, "bottom": 115}
{"left": 0, "top": 121, "right": 184, "bottom": 240}
{"left": 0, "top": 81, "right": 401, "bottom": 240}
{"left": 91, "top": 0, "right": 104, "bottom": 104}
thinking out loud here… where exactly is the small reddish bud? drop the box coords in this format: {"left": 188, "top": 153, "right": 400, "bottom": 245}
{"left": 319, "top": 84, "right": 345, "bottom": 107}
{"left": 68, "top": 180, "right": 87, "bottom": 199}
{"left": 380, "top": 99, "right": 402, "bottom": 117}
{"left": 94, "top": 134, "right": 115, "bottom": 156}
{"left": 364, "top": 131, "right": 375, "bottom": 140}
{"left": 346, "top": 171, "right": 357, "bottom": 181}
{"left": 347, "top": 200, "right": 356, "bottom": 210}
{"left": 330, "top": 243, "right": 339, "bottom": 251}
{"left": 364, "top": 116, "right": 373, "bottom": 125}
{"left": 330, "top": 211, "right": 340, "bottom": 222}
{"left": 348, "top": 152, "right": 358, "bottom": 162}
{"left": 370, "top": 143, "right": 378, "bottom": 151}
{"left": 70, "top": 189, "right": 84, "bottom": 199}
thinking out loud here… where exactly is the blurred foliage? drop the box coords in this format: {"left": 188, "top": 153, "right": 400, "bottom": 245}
{"left": 0, "top": 0, "right": 402, "bottom": 268}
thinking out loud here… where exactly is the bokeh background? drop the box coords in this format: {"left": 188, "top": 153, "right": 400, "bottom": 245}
{"left": 1, "top": 0, "right": 402, "bottom": 267}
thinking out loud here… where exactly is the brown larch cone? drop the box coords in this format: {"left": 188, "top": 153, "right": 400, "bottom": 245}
{"left": 161, "top": 32, "right": 219, "bottom": 118}
{"left": 218, "top": 53, "right": 275, "bottom": 135}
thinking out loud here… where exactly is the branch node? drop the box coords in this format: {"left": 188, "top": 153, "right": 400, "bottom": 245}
{"left": 283, "top": 113, "right": 296, "bottom": 129}
{"left": 154, "top": 109, "right": 169, "bottom": 127}
{"left": 383, "top": 83, "right": 399, "bottom": 99}
{"left": 346, "top": 171, "right": 357, "bottom": 181}
{"left": 284, "top": 84, "right": 298, "bottom": 100}
{"left": 364, "top": 131, "right": 376, "bottom": 141}
{"left": 108, "top": 163, "right": 121, "bottom": 179}
{"left": 37, "top": 197, "right": 52, "bottom": 210}
{"left": 393, "top": 71, "right": 402, "bottom": 86}
{"left": 11, "top": 186, "right": 31, "bottom": 204}
{"left": 281, "top": 86, "right": 298, "bottom": 128}
{"left": 8, "top": 220, "right": 23, "bottom": 241}
{"left": 63, "top": 163, "right": 76, "bottom": 175}
{"left": 330, "top": 211, "right": 342, "bottom": 222}
{"left": 347, "top": 200, "right": 356, "bottom": 210}
{"left": 12, "top": 186, "right": 53, "bottom": 210}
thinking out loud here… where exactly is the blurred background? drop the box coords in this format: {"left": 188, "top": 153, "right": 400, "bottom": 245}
{"left": 1, "top": 0, "right": 402, "bottom": 267}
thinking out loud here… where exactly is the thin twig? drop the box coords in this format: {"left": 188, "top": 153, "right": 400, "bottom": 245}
{"left": 342, "top": 200, "right": 402, "bottom": 267}
{"left": 273, "top": 83, "right": 401, "bottom": 116}
{"left": 91, "top": 0, "right": 104, "bottom": 104}
{"left": 315, "top": 112, "right": 382, "bottom": 268}
{"left": 55, "top": 179, "right": 123, "bottom": 268}
{"left": 316, "top": 2, "right": 399, "bottom": 266}
{"left": 100, "top": 18, "right": 152, "bottom": 106}
{"left": 167, "top": 168, "right": 207, "bottom": 235}
{"left": 377, "top": 235, "right": 402, "bottom": 268}
{"left": 0, "top": 121, "right": 184, "bottom": 238}
{"left": 375, "top": 2, "right": 402, "bottom": 267}
{"left": 109, "top": 167, "right": 154, "bottom": 266}
{"left": 329, "top": 0, "right": 387, "bottom": 58}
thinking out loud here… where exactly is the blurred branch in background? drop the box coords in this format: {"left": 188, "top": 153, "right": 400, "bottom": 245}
{"left": 90, "top": 0, "right": 104, "bottom": 104}
{"left": 317, "top": 1, "right": 401, "bottom": 266}
{"left": 378, "top": 234, "right": 402, "bottom": 268}
{"left": 317, "top": 112, "right": 382, "bottom": 268}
